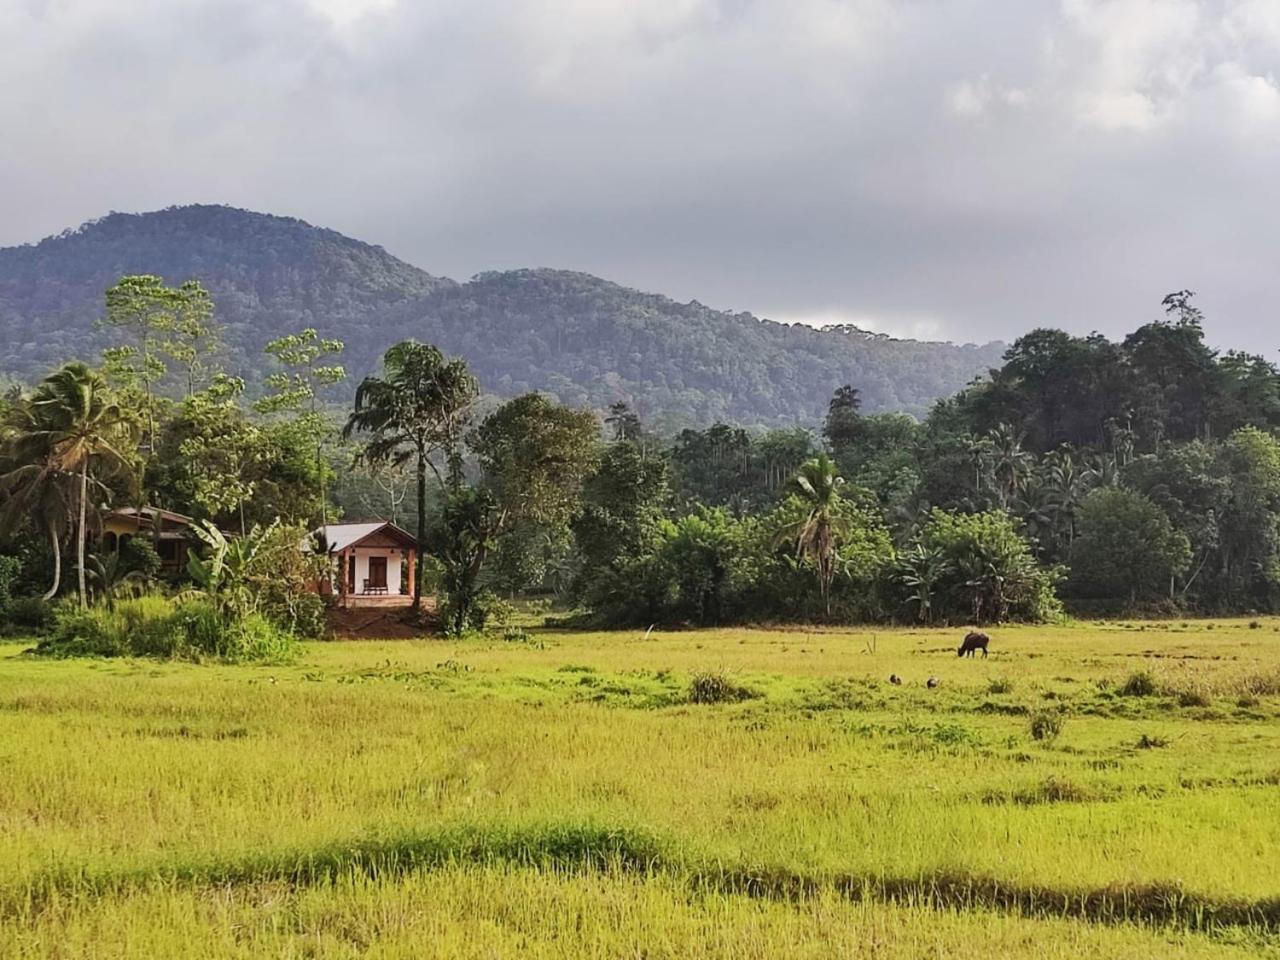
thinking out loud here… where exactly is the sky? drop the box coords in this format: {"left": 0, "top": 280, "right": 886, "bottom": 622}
{"left": 4, "top": 0, "right": 1280, "bottom": 352}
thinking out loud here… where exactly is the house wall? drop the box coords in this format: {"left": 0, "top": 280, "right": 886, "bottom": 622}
{"left": 336, "top": 546, "right": 407, "bottom": 596}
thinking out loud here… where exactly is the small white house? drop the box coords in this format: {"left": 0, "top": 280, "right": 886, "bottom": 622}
{"left": 313, "top": 520, "right": 418, "bottom": 606}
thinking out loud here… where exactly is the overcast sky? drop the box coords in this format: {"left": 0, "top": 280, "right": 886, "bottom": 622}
{"left": 4, "top": 0, "right": 1280, "bottom": 352}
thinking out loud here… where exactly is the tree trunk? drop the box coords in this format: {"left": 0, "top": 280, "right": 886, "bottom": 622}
{"left": 413, "top": 448, "right": 427, "bottom": 611}
{"left": 77, "top": 459, "right": 89, "bottom": 608}
{"left": 43, "top": 524, "right": 61, "bottom": 601}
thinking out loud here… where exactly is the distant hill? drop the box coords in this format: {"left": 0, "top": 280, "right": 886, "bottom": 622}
{"left": 0, "top": 205, "right": 1004, "bottom": 427}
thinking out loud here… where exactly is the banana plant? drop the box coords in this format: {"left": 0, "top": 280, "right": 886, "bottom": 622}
{"left": 185, "top": 518, "right": 280, "bottom": 621}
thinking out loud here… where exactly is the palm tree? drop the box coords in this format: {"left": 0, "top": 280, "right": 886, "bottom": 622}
{"left": 778, "top": 454, "right": 849, "bottom": 615}
{"left": 0, "top": 398, "right": 76, "bottom": 600}
{"left": 1039, "top": 446, "right": 1096, "bottom": 552}
{"left": 344, "top": 342, "right": 478, "bottom": 611}
{"left": 986, "top": 424, "right": 1033, "bottom": 509}
{"left": 604, "top": 401, "right": 641, "bottom": 443}
{"left": 23, "top": 363, "right": 136, "bottom": 607}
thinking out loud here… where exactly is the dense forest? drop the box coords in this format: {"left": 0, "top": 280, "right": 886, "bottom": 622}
{"left": 0, "top": 205, "right": 1004, "bottom": 427}
{"left": 4, "top": 268, "right": 1280, "bottom": 660}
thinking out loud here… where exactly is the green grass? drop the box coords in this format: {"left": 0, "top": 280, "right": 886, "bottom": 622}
{"left": 2, "top": 618, "right": 1279, "bottom": 957}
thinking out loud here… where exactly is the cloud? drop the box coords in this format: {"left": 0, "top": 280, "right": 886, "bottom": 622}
{"left": 3, "top": 0, "right": 1280, "bottom": 356}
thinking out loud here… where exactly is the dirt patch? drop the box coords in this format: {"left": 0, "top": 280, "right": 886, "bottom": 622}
{"left": 325, "top": 601, "right": 434, "bottom": 640}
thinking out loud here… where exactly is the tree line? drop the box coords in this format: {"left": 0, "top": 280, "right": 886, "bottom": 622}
{"left": 2, "top": 278, "right": 1278, "bottom": 646}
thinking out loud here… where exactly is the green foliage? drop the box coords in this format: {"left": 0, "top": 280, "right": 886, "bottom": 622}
{"left": 13, "top": 362, "right": 137, "bottom": 607}
{"left": 910, "top": 509, "right": 1062, "bottom": 624}
{"left": 39, "top": 594, "right": 297, "bottom": 662}
{"left": 345, "top": 340, "right": 479, "bottom": 607}
{"left": 948, "top": 294, "right": 1280, "bottom": 457}
{"left": 0, "top": 555, "right": 19, "bottom": 619}
{"left": 184, "top": 519, "right": 325, "bottom": 639}
{"left": 471, "top": 393, "right": 600, "bottom": 529}
{"left": 572, "top": 441, "right": 669, "bottom": 580}
{"left": 4, "top": 595, "right": 53, "bottom": 632}
{"left": 657, "top": 510, "right": 748, "bottom": 627}
{"left": 433, "top": 488, "right": 503, "bottom": 636}
{"left": 1067, "top": 488, "right": 1190, "bottom": 606}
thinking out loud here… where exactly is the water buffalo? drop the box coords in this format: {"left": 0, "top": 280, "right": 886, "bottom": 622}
{"left": 958, "top": 630, "right": 989, "bottom": 658}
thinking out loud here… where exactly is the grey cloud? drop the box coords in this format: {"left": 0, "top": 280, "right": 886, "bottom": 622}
{"left": 3, "top": 0, "right": 1280, "bottom": 354}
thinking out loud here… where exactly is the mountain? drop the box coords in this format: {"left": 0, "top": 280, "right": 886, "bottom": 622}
{"left": 0, "top": 205, "right": 1004, "bottom": 427}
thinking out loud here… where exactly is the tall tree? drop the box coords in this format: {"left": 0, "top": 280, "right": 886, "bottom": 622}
{"left": 160, "top": 280, "right": 221, "bottom": 397}
{"left": 471, "top": 393, "right": 600, "bottom": 530}
{"left": 0, "top": 399, "right": 75, "bottom": 599}
{"left": 1067, "top": 488, "right": 1190, "bottom": 605}
{"left": 824, "top": 384, "right": 862, "bottom": 449}
{"left": 343, "top": 341, "right": 478, "bottom": 611}
{"left": 604, "top": 401, "right": 642, "bottom": 443}
{"left": 255, "top": 328, "right": 346, "bottom": 526}
{"left": 21, "top": 363, "right": 135, "bottom": 606}
{"left": 776, "top": 453, "right": 848, "bottom": 615}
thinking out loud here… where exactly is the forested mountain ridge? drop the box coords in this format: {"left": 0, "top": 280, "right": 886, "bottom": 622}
{"left": 0, "top": 205, "right": 452, "bottom": 385}
{"left": 0, "top": 205, "right": 1004, "bottom": 426}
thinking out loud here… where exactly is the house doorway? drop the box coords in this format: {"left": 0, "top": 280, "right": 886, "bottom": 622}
{"left": 367, "top": 556, "right": 388, "bottom": 592}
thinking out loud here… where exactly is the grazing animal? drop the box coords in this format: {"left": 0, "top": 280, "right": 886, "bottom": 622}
{"left": 889, "top": 674, "right": 902, "bottom": 686}
{"left": 926, "top": 676, "right": 940, "bottom": 689}
{"left": 958, "top": 630, "right": 989, "bottom": 658}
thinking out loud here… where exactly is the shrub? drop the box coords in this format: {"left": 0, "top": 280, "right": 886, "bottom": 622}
{"left": 910, "top": 509, "right": 1063, "bottom": 624}
{"left": 38, "top": 594, "right": 297, "bottom": 663}
{"left": 262, "top": 589, "right": 326, "bottom": 640}
{"left": 5, "top": 595, "right": 53, "bottom": 632}
{"left": 1177, "top": 688, "right": 1211, "bottom": 708}
{"left": 168, "top": 601, "right": 297, "bottom": 662}
{"left": 1028, "top": 708, "right": 1065, "bottom": 742}
{"left": 43, "top": 596, "right": 177, "bottom": 658}
{"left": 1119, "top": 670, "right": 1159, "bottom": 697}
{"left": 688, "top": 670, "right": 758, "bottom": 704}
{"left": 0, "top": 555, "right": 19, "bottom": 620}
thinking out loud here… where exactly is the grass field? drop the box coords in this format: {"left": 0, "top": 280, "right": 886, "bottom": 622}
{"left": 2, "top": 619, "right": 1279, "bottom": 957}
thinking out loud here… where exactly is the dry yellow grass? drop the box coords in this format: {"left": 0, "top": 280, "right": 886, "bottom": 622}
{"left": 1, "top": 617, "right": 1278, "bottom": 957}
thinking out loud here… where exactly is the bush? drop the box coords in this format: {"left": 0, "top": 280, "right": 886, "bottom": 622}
{"left": 910, "top": 509, "right": 1063, "bottom": 624}
{"left": 0, "top": 555, "right": 19, "bottom": 620}
{"left": 1028, "top": 709, "right": 1065, "bottom": 742}
{"left": 119, "top": 537, "right": 163, "bottom": 579}
{"left": 5, "top": 595, "right": 53, "bottom": 632}
{"left": 1119, "top": 670, "right": 1159, "bottom": 697}
{"left": 38, "top": 594, "right": 297, "bottom": 663}
{"left": 688, "top": 670, "right": 758, "bottom": 704}
{"left": 43, "top": 596, "right": 177, "bottom": 658}
{"left": 262, "top": 589, "right": 327, "bottom": 639}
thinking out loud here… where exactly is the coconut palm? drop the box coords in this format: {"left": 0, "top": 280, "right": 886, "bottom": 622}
{"left": 0, "top": 398, "right": 77, "bottom": 599}
{"left": 22, "top": 363, "right": 136, "bottom": 607}
{"left": 344, "top": 341, "right": 478, "bottom": 610}
{"left": 777, "top": 454, "right": 849, "bottom": 615}
{"left": 1039, "top": 446, "right": 1097, "bottom": 552}
{"left": 986, "top": 424, "right": 1034, "bottom": 509}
